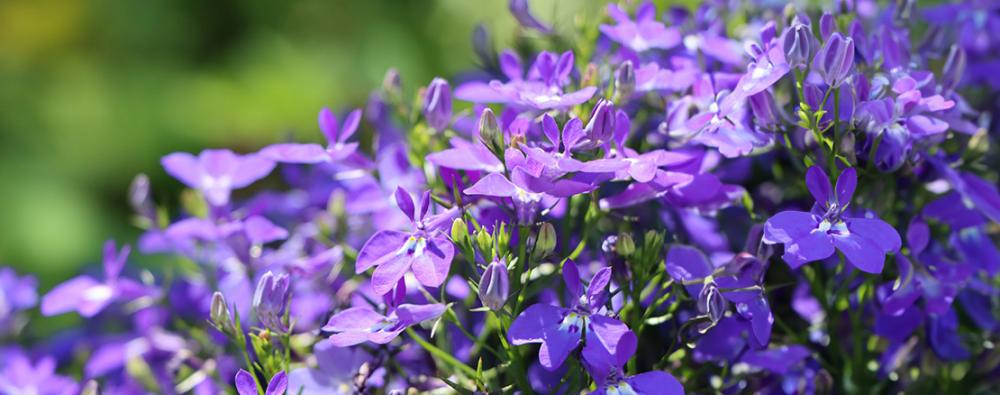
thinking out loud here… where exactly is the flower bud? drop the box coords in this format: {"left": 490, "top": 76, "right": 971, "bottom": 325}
{"left": 479, "top": 108, "right": 504, "bottom": 159}
{"left": 697, "top": 281, "right": 727, "bottom": 323}
{"left": 613, "top": 60, "right": 635, "bottom": 101}
{"left": 819, "top": 13, "right": 835, "bottom": 40}
{"left": 941, "top": 45, "right": 966, "bottom": 92}
{"left": 252, "top": 271, "right": 291, "bottom": 332}
{"left": 535, "top": 222, "right": 556, "bottom": 257}
{"left": 423, "top": 78, "right": 452, "bottom": 131}
{"left": 585, "top": 99, "right": 615, "bottom": 147}
{"left": 80, "top": 380, "right": 99, "bottom": 395}
{"left": 616, "top": 232, "right": 635, "bottom": 257}
{"left": 451, "top": 218, "right": 468, "bottom": 245}
{"left": 781, "top": 23, "right": 812, "bottom": 70}
{"left": 813, "top": 32, "right": 855, "bottom": 88}
{"left": 479, "top": 261, "right": 510, "bottom": 311}
{"left": 382, "top": 68, "right": 402, "bottom": 97}
{"left": 472, "top": 24, "right": 495, "bottom": 67}
{"left": 128, "top": 173, "right": 157, "bottom": 224}
{"left": 210, "top": 291, "right": 233, "bottom": 332}
{"left": 475, "top": 227, "right": 493, "bottom": 257}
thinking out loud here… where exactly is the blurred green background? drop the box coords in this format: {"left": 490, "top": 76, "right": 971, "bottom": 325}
{"left": 0, "top": 0, "right": 599, "bottom": 287}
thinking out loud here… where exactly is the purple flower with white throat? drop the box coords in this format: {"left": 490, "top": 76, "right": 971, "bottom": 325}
{"left": 508, "top": 261, "right": 632, "bottom": 371}
{"left": 41, "top": 240, "right": 156, "bottom": 317}
{"left": 162, "top": 149, "right": 275, "bottom": 207}
{"left": 355, "top": 187, "right": 456, "bottom": 295}
{"left": 763, "top": 166, "right": 901, "bottom": 273}
{"left": 322, "top": 303, "right": 445, "bottom": 346}
{"left": 600, "top": 1, "right": 681, "bottom": 53}
{"left": 582, "top": 332, "right": 684, "bottom": 395}
{"left": 260, "top": 108, "right": 362, "bottom": 164}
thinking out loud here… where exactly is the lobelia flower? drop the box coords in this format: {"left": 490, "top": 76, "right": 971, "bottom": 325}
{"left": 260, "top": 108, "right": 362, "bottom": 164}
{"left": 674, "top": 75, "right": 772, "bottom": 158}
{"left": 600, "top": 1, "right": 681, "bottom": 53}
{"left": 478, "top": 260, "right": 510, "bottom": 311}
{"left": 41, "top": 240, "right": 156, "bottom": 317}
{"left": 422, "top": 78, "right": 452, "bottom": 131}
{"left": 508, "top": 261, "right": 632, "bottom": 370}
{"left": 236, "top": 370, "right": 287, "bottom": 395}
{"left": 322, "top": 303, "right": 445, "bottom": 346}
{"left": 812, "top": 32, "right": 855, "bottom": 88}
{"left": 0, "top": 348, "right": 79, "bottom": 395}
{"left": 288, "top": 340, "right": 383, "bottom": 395}
{"left": 355, "top": 187, "right": 456, "bottom": 295}
{"left": 508, "top": 0, "right": 552, "bottom": 34}
{"left": 454, "top": 50, "right": 596, "bottom": 110}
{"left": 582, "top": 332, "right": 685, "bottom": 395}
{"left": 665, "top": 246, "right": 773, "bottom": 348}
{"left": 856, "top": 74, "right": 956, "bottom": 172}
{"left": 162, "top": 148, "right": 275, "bottom": 207}
{"left": 632, "top": 62, "right": 698, "bottom": 93}
{"left": 252, "top": 271, "right": 291, "bottom": 332}
{"left": 0, "top": 267, "right": 37, "bottom": 332}
{"left": 763, "top": 166, "right": 901, "bottom": 273}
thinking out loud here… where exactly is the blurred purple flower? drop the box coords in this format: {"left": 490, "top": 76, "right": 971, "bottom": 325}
{"left": 322, "top": 303, "right": 445, "bottom": 346}
{"left": 41, "top": 240, "right": 156, "bottom": 317}
{"left": 162, "top": 149, "right": 275, "bottom": 206}
{"left": 260, "top": 108, "right": 362, "bottom": 164}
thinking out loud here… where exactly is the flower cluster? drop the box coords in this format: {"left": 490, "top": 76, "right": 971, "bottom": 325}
{"left": 3, "top": 1, "right": 1000, "bottom": 394}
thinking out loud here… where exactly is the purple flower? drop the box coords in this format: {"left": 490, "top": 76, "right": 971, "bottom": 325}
{"left": 41, "top": 240, "right": 156, "bottom": 317}
{"left": 162, "top": 149, "right": 275, "bottom": 206}
{"left": 763, "top": 166, "right": 901, "bottom": 273}
{"left": 260, "top": 108, "right": 362, "bottom": 164}
{"left": 857, "top": 75, "right": 956, "bottom": 171}
{"left": 509, "top": 0, "right": 552, "bottom": 34}
{"left": 288, "top": 341, "right": 380, "bottom": 395}
{"left": 322, "top": 303, "right": 445, "bottom": 346}
{"left": 252, "top": 271, "right": 291, "bottom": 332}
{"left": 455, "top": 50, "right": 596, "bottom": 110}
{"left": 633, "top": 62, "right": 698, "bottom": 93}
{"left": 600, "top": 1, "right": 681, "bottom": 53}
{"left": 422, "top": 78, "right": 452, "bottom": 131}
{"left": 665, "top": 247, "right": 773, "bottom": 348}
{"left": 0, "top": 349, "right": 78, "bottom": 395}
{"left": 582, "top": 332, "right": 684, "bottom": 395}
{"left": 355, "top": 187, "right": 456, "bottom": 295}
{"left": 508, "top": 261, "right": 632, "bottom": 370}
{"left": 0, "top": 267, "right": 37, "bottom": 330}
{"left": 236, "top": 369, "right": 287, "bottom": 395}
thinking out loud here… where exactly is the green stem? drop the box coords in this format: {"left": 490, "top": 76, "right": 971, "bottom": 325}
{"left": 406, "top": 328, "right": 478, "bottom": 378}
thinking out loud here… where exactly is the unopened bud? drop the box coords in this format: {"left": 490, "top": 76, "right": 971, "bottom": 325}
{"left": 535, "top": 222, "right": 556, "bottom": 257}
{"left": 614, "top": 61, "right": 635, "bottom": 101}
{"left": 475, "top": 228, "right": 493, "bottom": 257}
{"left": 451, "top": 218, "right": 468, "bottom": 245}
{"left": 478, "top": 108, "right": 504, "bottom": 159}
{"left": 941, "top": 45, "right": 966, "bottom": 92}
{"left": 80, "top": 380, "right": 99, "bottom": 395}
{"left": 697, "top": 282, "right": 727, "bottom": 323}
{"left": 382, "top": 68, "right": 402, "bottom": 96}
{"left": 129, "top": 173, "right": 157, "bottom": 224}
{"left": 781, "top": 23, "right": 812, "bottom": 70}
{"left": 479, "top": 261, "right": 510, "bottom": 311}
{"left": 616, "top": 233, "right": 635, "bottom": 257}
{"left": 210, "top": 292, "right": 232, "bottom": 332}
{"left": 423, "top": 78, "right": 452, "bottom": 131}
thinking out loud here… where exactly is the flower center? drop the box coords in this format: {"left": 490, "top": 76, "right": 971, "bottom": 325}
{"left": 559, "top": 312, "right": 587, "bottom": 334}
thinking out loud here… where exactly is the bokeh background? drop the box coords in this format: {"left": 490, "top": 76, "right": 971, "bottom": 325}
{"left": 0, "top": 0, "right": 603, "bottom": 287}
